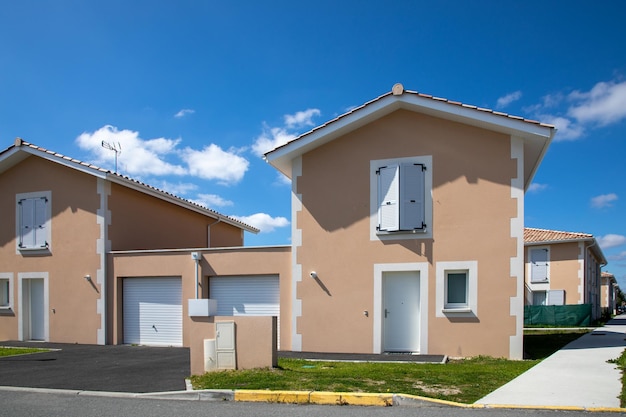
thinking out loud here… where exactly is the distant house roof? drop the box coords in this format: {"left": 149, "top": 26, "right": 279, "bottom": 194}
{"left": 0, "top": 138, "right": 259, "bottom": 234}
{"left": 265, "top": 83, "right": 556, "bottom": 190}
{"left": 524, "top": 227, "right": 607, "bottom": 265}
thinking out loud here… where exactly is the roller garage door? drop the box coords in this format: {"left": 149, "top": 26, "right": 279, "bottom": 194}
{"left": 123, "top": 277, "right": 182, "bottom": 347}
{"left": 209, "top": 275, "right": 280, "bottom": 345}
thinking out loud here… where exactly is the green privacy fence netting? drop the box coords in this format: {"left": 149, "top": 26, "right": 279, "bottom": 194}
{"left": 524, "top": 304, "right": 592, "bottom": 327}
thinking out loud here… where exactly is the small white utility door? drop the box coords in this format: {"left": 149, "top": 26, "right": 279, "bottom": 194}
{"left": 123, "top": 277, "right": 182, "bottom": 347}
{"left": 382, "top": 271, "right": 420, "bottom": 352}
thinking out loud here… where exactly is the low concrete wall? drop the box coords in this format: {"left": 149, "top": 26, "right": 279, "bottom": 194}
{"left": 189, "top": 315, "right": 277, "bottom": 375}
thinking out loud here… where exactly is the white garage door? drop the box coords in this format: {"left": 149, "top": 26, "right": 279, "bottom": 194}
{"left": 123, "top": 277, "right": 182, "bottom": 347}
{"left": 210, "top": 275, "right": 280, "bottom": 346}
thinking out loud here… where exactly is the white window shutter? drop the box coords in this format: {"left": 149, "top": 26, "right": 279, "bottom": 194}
{"left": 34, "top": 198, "right": 47, "bottom": 248}
{"left": 530, "top": 248, "right": 548, "bottom": 282}
{"left": 547, "top": 290, "right": 565, "bottom": 306}
{"left": 377, "top": 165, "right": 399, "bottom": 231}
{"left": 19, "top": 198, "right": 35, "bottom": 248}
{"left": 400, "top": 163, "right": 425, "bottom": 230}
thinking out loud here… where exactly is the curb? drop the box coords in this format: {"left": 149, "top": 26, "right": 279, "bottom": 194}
{"left": 1, "top": 386, "right": 625, "bottom": 412}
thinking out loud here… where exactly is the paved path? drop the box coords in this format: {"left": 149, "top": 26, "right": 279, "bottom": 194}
{"left": 476, "top": 316, "right": 626, "bottom": 408}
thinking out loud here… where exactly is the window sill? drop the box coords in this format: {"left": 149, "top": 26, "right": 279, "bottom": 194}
{"left": 530, "top": 280, "right": 549, "bottom": 284}
{"left": 0, "top": 307, "right": 14, "bottom": 316}
{"left": 442, "top": 307, "right": 472, "bottom": 314}
{"left": 18, "top": 247, "right": 51, "bottom": 256}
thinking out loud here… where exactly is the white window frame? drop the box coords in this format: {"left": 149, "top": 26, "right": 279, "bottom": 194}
{"left": 370, "top": 156, "right": 433, "bottom": 241}
{"left": 529, "top": 246, "right": 549, "bottom": 283}
{"left": 436, "top": 261, "right": 478, "bottom": 317}
{"left": 445, "top": 270, "right": 469, "bottom": 309}
{"left": 0, "top": 273, "right": 14, "bottom": 311}
{"left": 16, "top": 191, "right": 52, "bottom": 253}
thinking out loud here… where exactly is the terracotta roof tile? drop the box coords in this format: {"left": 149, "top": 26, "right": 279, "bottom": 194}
{"left": 524, "top": 227, "right": 593, "bottom": 243}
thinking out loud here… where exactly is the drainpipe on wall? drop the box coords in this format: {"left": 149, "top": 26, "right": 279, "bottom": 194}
{"left": 207, "top": 218, "right": 221, "bottom": 248}
{"left": 191, "top": 252, "right": 201, "bottom": 299}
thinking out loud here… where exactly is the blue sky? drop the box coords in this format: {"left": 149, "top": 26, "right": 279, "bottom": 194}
{"left": 1, "top": 1, "right": 625, "bottom": 288}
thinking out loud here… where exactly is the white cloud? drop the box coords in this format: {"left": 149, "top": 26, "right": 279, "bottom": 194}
{"left": 496, "top": 91, "right": 522, "bottom": 108}
{"left": 252, "top": 126, "right": 296, "bottom": 157}
{"left": 252, "top": 108, "right": 321, "bottom": 157}
{"left": 527, "top": 183, "right": 548, "bottom": 193}
{"left": 191, "top": 194, "right": 234, "bottom": 208}
{"left": 232, "top": 212, "right": 289, "bottom": 233}
{"left": 598, "top": 234, "right": 626, "bottom": 249}
{"left": 76, "top": 125, "right": 187, "bottom": 176}
{"left": 591, "top": 193, "right": 618, "bottom": 209}
{"left": 525, "top": 79, "right": 626, "bottom": 142}
{"left": 608, "top": 251, "right": 626, "bottom": 262}
{"left": 174, "top": 109, "right": 195, "bottom": 119}
{"left": 284, "top": 108, "right": 320, "bottom": 128}
{"left": 539, "top": 115, "right": 584, "bottom": 141}
{"left": 181, "top": 144, "right": 249, "bottom": 185}
{"left": 154, "top": 180, "right": 198, "bottom": 196}
{"left": 568, "top": 80, "right": 626, "bottom": 126}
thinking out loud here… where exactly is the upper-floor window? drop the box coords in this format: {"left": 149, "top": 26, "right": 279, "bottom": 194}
{"left": 370, "top": 156, "right": 432, "bottom": 241}
{"left": 17, "top": 191, "right": 51, "bottom": 251}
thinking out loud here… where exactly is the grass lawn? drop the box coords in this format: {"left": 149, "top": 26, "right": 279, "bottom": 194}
{"left": 191, "top": 329, "right": 589, "bottom": 404}
{"left": 0, "top": 346, "right": 48, "bottom": 357}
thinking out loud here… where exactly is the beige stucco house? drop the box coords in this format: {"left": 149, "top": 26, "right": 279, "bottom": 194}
{"left": 265, "top": 84, "right": 555, "bottom": 359}
{"left": 524, "top": 227, "right": 607, "bottom": 320}
{"left": 2, "top": 84, "right": 560, "bottom": 369}
{"left": 601, "top": 271, "right": 617, "bottom": 316}
{"left": 0, "top": 138, "right": 260, "bottom": 346}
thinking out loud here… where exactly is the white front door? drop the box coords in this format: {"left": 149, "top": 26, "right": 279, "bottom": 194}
{"left": 25, "top": 278, "right": 45, "bottom": 340}
{"left": 383, "top": 271, "right": 420, "bottom": 352}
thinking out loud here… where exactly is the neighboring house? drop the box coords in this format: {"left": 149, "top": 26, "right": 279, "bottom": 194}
{"left": 265, "top": 83, "right": 555, "bottom": 359}
{"left": 601, "top": 271, "right": 617, "bottom": 316}
{"left": 524, "top": 227, "right": 607, "bottom": 320}
{"left": 0, "top": 138, "right": 258, "bottom": 345}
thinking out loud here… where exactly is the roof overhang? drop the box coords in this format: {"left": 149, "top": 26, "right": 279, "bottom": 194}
{"left": 265, "top": 88, "right": 555, "bottom": 190}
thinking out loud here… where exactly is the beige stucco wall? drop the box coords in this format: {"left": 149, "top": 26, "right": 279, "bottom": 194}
{"left": 109, "top": 247, "right": 291, "bottom": 372}
{"left": 0, "top": 156, "right": 102, "bottom": 343}
{"left": 108, "top": 183, "right": 243, "bottom": 251}
{"left": 294, "top": 109, "right": 519, "bottom": 358}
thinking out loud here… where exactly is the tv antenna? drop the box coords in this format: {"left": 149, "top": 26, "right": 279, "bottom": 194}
{"left": 101, "top": 141, "right": 122, "bottom": 173}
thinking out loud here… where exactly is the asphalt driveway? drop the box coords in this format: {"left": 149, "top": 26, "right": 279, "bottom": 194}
{"left": 0, "top": 342, "right": 190, "bottom": 393}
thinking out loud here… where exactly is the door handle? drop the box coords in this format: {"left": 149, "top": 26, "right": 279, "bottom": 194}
{"left": 385, "top": 309, "right": 389, "bottom": 318}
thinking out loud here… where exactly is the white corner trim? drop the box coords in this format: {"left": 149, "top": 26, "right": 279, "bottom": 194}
{"left": 509, "top": 136, "right": 524, "bottom": 360}
{"left": 291, "top": 156, "right": 303, "bottom": 351}
{"left": 373, "top": 262, "right": 429, "bottom": 354}
{"left": 577, "top": 242, "right": 585, "bottom": 304}
{"left": 96, "top": 178, "right": 111, "bottom": 345}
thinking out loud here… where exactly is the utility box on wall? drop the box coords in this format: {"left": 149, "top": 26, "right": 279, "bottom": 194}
{"left": 188, "top": 298, "right": 217, "bottom": 317}
{"left": 216, "top": 321, "right": 236, "bottom": 370}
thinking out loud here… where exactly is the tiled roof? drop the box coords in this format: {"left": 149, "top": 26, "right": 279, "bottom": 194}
{"left": 266, "top": 84, "right": 555, "bottom": 156}
{"left": 2, "top": 139, "right": 259, "bottom": 233}
{"left": 524, "top": 227, "right": 593, "bottom": 243}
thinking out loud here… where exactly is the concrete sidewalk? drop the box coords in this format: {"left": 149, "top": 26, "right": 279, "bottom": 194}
{"left": 476, "top": 315, "right": 626, "bottom": 409}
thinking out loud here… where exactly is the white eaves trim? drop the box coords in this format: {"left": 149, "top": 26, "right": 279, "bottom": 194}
{"left": 265, "top": 88, "right": 555, "bottom": 186}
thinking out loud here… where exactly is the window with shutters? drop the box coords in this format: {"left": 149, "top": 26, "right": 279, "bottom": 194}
{"left": 370, "top": 156, "right": 432, "bottom": 241}
{"left": 16, "top": 191, "right": 51, "bottom": 252}
{"left": 529, "top": 247, "right": 549, "bottom": 283}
